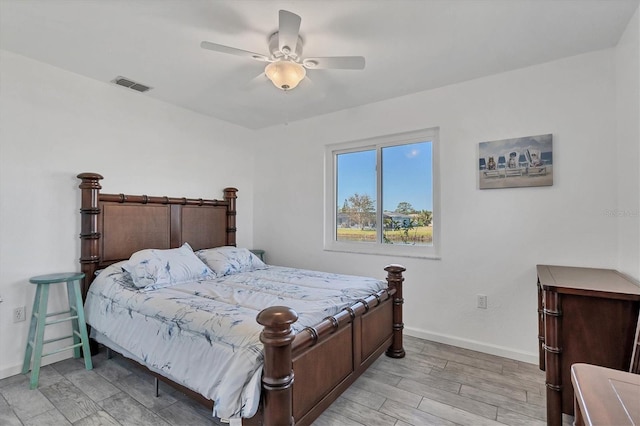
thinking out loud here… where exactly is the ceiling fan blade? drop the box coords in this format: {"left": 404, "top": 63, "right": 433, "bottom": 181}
{"left": 200, "top": 41, "right": 270, "bottom": 62}
{"left": 278, "top": 10, "right": 301, "bottom": 55}
{"left": 303, "top": 56, "right": 365, "bottom": 70}
{"left": 241, "top": 72, "right": 269, "bottom": 92}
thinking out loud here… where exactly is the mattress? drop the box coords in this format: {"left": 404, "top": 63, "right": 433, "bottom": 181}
{"left": 84, "top": 262, "right": 386, "bottom": 419}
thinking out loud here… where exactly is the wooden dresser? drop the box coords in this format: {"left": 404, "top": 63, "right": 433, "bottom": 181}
{"left": 536, "top": 265, "right": 640, "bottom": 426}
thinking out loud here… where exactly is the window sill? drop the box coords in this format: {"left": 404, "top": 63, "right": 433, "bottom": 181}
{"left": 323, "top": 242, "right": 441, "bottom": 260}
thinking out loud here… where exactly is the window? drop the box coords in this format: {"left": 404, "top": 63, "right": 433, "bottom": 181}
{"left": 324, "top": 128, "right": 440, "bottom": 258}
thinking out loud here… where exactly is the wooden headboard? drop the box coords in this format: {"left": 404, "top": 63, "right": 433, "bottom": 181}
{"left": 77, "top": 172, "right": 237, "bottom": 298}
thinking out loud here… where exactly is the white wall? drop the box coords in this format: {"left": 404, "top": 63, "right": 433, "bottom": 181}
{"left": 0, "top": 50, "right": 255, "bottom": 378}
{"left": 253, "top": 48, "right": 623, "bottom": 363}
{"left": 615, "top": 7, "right": 640, "bottom": 281}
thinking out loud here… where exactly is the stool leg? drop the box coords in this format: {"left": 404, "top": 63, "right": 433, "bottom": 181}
{"left": 66, "top": 281, "right": 81, "bottom": 359}
{"left": 29, "top": 284, "right": 49, "bottom": 389}
{"left": 71, "top": 280, "right": 93, "bottom": 371}
{"left": 22, "top": 284, "right": 42, "bottom": 374}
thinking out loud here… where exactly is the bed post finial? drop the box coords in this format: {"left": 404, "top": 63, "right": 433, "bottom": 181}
{"left": 77, "top": 173, "right": 103, "bottom": 299}
{"left": 257, "top": 306, "right": 297, "bottom": 426}
{"left": 385, "top": 264, "right": 406, "bottom": 358}
{"left": 223, "top": 187, "right": 237, "bottom": 247}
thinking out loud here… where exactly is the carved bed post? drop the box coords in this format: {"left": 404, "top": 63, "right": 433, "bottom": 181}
{"left": 257, "top": 306, "right": 298, "bottom": 426}
{"left": 385, "top": 264, "right": 406, "bottom": 358}
{"left": 77, "top": 172, "right": 103, "bottom": 299}
{"left": 224, "top": 187, "right": 237, "bottom": 247}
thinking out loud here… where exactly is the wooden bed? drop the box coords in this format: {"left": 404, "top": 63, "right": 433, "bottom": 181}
{"left": 77, "top": 172, "right": 406, "bottom": 426}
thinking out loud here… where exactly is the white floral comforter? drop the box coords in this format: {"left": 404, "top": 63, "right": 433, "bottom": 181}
{"left": 84, "top": 262, "right": 386, "bottom": 419}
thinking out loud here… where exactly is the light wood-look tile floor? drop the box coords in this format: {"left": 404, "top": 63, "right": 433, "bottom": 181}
{"left": 1, "top": 336, "right": 570, "bottom": 425}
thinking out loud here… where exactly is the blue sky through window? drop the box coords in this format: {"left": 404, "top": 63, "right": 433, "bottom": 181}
{"left": 337, "top": 141, "right": 433, "bottom": 212}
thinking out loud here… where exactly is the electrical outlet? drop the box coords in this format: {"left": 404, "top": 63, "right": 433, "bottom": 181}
{"left": 477, "top": 294, "right": 488, "bottom": 309}
{"left": 13, "top": 306, "right": 26, "bottom": 323}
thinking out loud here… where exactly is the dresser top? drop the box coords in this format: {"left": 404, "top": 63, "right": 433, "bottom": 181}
{"left": 537, "top": 265, "right": 640, "bottom": 298}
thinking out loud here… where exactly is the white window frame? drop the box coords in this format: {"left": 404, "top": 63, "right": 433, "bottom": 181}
{"left": 324, "top": 127, "right": 441, "bottom": 259}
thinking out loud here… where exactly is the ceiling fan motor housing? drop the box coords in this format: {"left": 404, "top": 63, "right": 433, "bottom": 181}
{"left": 269, "top": 32, "right": 303, "bottom": 61}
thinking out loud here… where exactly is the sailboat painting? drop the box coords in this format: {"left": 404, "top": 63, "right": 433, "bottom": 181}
{"left": 478, "top": 134, "right": 553, "bottom": 189}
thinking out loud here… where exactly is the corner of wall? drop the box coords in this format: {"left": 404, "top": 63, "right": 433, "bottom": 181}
{"left": 615, "top": 5, "right": 640, "bottom": 280}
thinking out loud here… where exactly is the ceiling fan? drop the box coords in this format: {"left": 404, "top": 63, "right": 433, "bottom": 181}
{"left": 201, "top": 10, "right": 365, "bottom": 91}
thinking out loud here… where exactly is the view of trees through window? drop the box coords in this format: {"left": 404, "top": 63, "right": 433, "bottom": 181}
{"left": 336, "top": 141, "right": 433, "bottom": 246}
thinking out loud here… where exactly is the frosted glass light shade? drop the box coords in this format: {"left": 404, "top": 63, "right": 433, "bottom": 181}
{"left": 264, "top": 60, "right": 306, "bottom": 90}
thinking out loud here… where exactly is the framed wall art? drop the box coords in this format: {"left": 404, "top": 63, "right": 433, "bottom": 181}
{"left": 478, "top": 134, "right": 553, "bottom": 189}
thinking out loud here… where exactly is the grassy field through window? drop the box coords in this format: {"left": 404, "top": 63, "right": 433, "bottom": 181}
{"left": 337, "top": 226, "right": 433, "bottom": 245}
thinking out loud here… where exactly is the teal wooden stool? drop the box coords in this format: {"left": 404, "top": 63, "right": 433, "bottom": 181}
{"left": 22, "top": 272, "right": 93, "bottom": 389}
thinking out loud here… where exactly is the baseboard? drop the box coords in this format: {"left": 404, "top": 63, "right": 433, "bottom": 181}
{"left": 404, "top": 326, "right": 538, "bottom": 365}
{"left": 0, "top": 351, "right": 72, "bottom": 380}
{"left": 2, "top": 332, "right": 538, "bottom": 379}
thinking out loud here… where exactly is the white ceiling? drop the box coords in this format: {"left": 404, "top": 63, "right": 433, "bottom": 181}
{"left": 1, "top": 0, "right": 638, "bottom": 129}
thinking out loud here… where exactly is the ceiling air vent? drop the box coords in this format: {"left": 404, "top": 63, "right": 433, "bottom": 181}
{"left": 111, "top": 76, "right": 152, "bottom": 93}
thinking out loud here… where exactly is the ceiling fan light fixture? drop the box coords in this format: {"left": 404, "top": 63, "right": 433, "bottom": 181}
{"left": 264, "top": 60, "right": 306, "bottom": 91}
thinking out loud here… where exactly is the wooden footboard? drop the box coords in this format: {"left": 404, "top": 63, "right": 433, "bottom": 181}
{"left": 256, "top": 265, "right": 405, "bottom": 426}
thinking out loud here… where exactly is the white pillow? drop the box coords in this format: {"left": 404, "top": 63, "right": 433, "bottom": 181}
{"left": 196, "top": 246, "right": 267, "bottom": 277}
{"left": 123, "top": 243, "right": 214, "bottom": 291}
